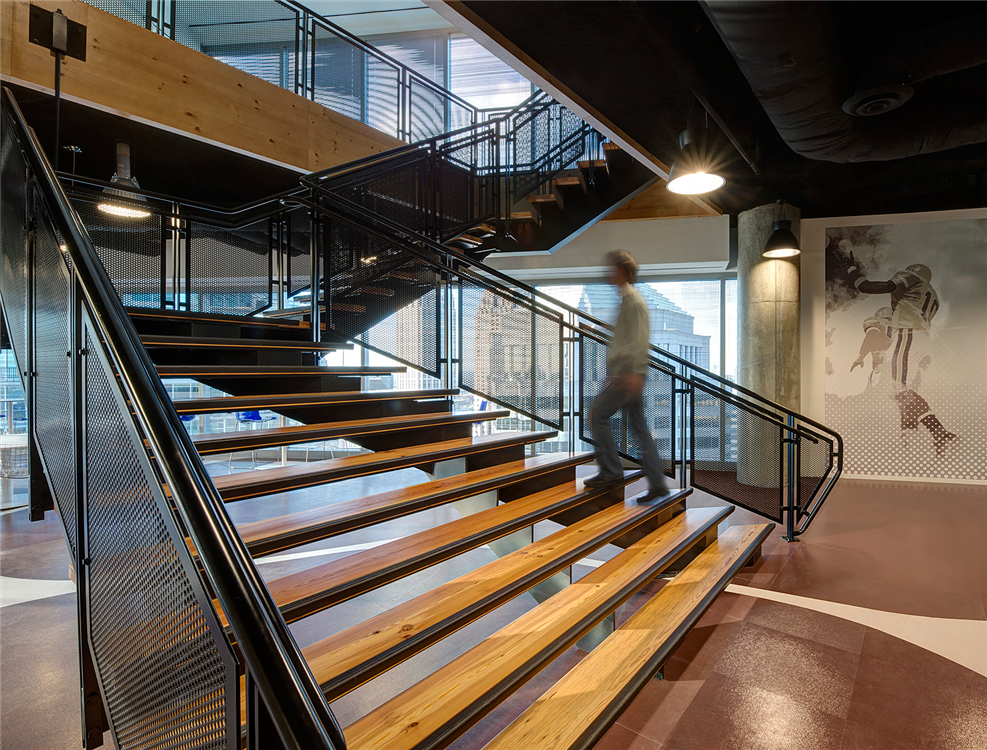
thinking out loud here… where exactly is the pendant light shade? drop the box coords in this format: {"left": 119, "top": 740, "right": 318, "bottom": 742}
{"left": 763, "top": 219, "right": 801, "bottom": 258}
{"left": 666, "top": 128, "right": 725, "bottom": 195}
{"left": 98, "top": 141, "right": 150, "bottom": 219}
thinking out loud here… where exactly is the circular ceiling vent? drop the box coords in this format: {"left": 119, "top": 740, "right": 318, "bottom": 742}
{"left": 843, "top": 84, "right": 914, "bottom": 116}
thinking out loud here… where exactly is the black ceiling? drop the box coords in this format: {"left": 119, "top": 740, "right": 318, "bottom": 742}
{"left": 9, "top": 1, "right": 987, "bottom": 218}
{"left": 457, "top": 0, "right": 987, "bottom": 218}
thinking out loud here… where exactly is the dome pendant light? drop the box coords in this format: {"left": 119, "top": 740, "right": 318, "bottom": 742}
{"left": 666, "top": 127, "right": 725, "bottom": 195}
{"left": 98, "top": 140, "right": 151, "bottom": 219}
{"left": 763, "top": 200, "right": 800, "bottom": 258}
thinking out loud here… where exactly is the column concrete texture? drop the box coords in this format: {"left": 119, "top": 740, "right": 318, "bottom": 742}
{"left": 737, "top": 202, "right": 801, "bottom": 487}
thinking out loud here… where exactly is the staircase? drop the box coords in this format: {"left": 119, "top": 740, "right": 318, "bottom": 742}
{"left": 136, "top": 306, "right": 773, "bottom": 750}
{"left": 1, "top": 72, "right": 841, "bottom": 750}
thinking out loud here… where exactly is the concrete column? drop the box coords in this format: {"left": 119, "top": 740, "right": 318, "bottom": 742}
{"left": 737, "top": 202, "right": 801, "bottom": 486}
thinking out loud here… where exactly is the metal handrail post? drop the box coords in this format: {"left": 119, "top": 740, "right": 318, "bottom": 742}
{"left": 784, "top": 413, "right": 799, "bottom": 541}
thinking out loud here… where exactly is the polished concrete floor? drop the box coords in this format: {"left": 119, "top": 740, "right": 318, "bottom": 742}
{"left": 1, "top": 463, "right": 985, "bottom": 749}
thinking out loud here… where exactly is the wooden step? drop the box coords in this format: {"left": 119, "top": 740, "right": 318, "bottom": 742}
{"left": 602, "top": 141, "right": 622, "bottom": 152}
{"left": 331, "top": 302, "right": 366, "bottom": 314}
{"left": 482, "top": 523, "right": 774, "bottom": 750}
{"left": 509, "top": 210, "right": 542, "bottom": 228}
{"left": 528, "top": 192, "right": 563, "bottom": 213}
{"left": 140, "top": 335, "right": 348, "bottom": 352}
{"left": 159, "top": 365, "right": 406, "bottom": 381}
{"left": 343, "top": 505, "right": 735, "bottom": 750}
{"left": 127, "top": 307, "right": 305, "bottom": 330}
{"left": 172, "top": 387, "right": 454, "bottom": 415}
{"left": 553, "top": 174, "right": 588, "bottom": 193}
{"left": 386, "top": 270, "right": 418, "bottom": 281}
{"left": 306, "top": 492, "right": 708, "bottom": 703}
{"left": 261, "top": 307, "right": 317, "bottom": 319}
{"left": 212, "top": 431, "right": 555, "bottom": 502}
{"left": 238, "top": 452, "right": 594, "bottom": 556}
{"left": 578, "top": 159, "right": 609, "bottom": 174}
{"left": 235, "top": 473, "right": 639, "bottom": 626}
{"left": 191, "top": 409, "right": 507, "bottom": 455}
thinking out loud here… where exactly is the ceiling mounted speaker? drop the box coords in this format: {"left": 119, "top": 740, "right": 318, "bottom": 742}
{"left": 842, "top": 83, "right": 914, "bottom": 117}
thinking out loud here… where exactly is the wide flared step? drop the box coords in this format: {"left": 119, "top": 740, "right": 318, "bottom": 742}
{"left": 237, "top": 452, "right": 593, "bottom": 556}
{"left": 343, "top": 505, "right": 736, "bottom": 750}
{"left": 191, "top": 409, "right": 506, "bottom": 455}
{"left": 211, "top": 431, "right": 555, "bottom": 502}
{"left": 307, "top": 491, "right": 708, "bottom": 703}
{"left": 226, "top": 474, "right": 633, "bottom": 627}
{"left": 172, "top": 387, "right": 451, "bottom": 414}
{"left": 482, "top": 523, "right": 774, "bottom": 750}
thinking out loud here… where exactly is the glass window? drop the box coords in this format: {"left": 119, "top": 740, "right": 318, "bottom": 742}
{"left": 449, "top": 34, "right": 532, "bottom": 109}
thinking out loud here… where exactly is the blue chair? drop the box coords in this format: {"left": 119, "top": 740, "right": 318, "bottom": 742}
{"left": 230, "top": 410, "right": 277, "bottom": 467}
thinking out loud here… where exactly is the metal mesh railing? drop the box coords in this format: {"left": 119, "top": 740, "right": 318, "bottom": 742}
{"left": 691, "top": 384, "right": 784, "bottom": 524}
{"left": 3, "top": 86, "right": 343, "bottom": 750}
{"left": 82, "top": 0, "right": 479, "bottom": 142}
{"left": 83, "top": 321, "right": 235, "bottom": 750}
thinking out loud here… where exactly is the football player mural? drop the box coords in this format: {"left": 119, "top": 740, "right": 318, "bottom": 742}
{"left": 825, "top": 219, "right": 986, "bottom": 482}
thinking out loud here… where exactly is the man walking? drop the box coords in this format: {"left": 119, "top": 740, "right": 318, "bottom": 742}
{"left": 585, "top": 250, "right": 670, "bottom": 502}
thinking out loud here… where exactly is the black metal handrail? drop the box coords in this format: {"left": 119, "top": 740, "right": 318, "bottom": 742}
{"left": 2, "top": 86, "right": 344, "bottom": 750}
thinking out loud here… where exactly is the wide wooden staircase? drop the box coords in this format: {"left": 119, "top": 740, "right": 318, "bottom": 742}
{"left": 131, "top": 305, "right": 773, "bottom": 750}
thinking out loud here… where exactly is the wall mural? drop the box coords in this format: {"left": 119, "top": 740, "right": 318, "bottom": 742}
{"left": 825, "top": 218, "right": 987, "bottom": 482}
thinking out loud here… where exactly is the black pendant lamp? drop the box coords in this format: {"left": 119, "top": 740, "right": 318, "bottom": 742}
{"left": 763, "top": 200, "right": 800, "bottom": 258}
{"left": 98, "top": 140, "right": 150, "bottom": 219}
{"left": 666, "top": 127, "right": 725, "bottom": 195}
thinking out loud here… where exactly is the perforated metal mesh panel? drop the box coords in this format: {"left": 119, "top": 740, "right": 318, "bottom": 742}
{"left": 365, "top": 56, "right": 402, "bottom": 139}
{"left": 32, "top": 205, "right": 78, "bottom": 558}
{"left": 71, "top": 197, "right": 164, "bottom": 308}
{"left": 359, "top": 272, "right": 440, "bottom": 378}
{"left": 460, "top": 280, "right": 563, "bottom": 428}
{"left": 335, "top": 154, "right": 431, "bottom": 236}
{"left": 286, "top": 208, "right": 312, "bottom": 298}
{"left": 408, "top": 77, "right": 446, "bottom": 142}
{"left": 435, "top": 134, "right": 495, "bottom": 239}
{"left": 84, "top": 324, "right": 235, "bottom": 750}
{"left": 692, "top": 384, "right": 784, "bottom": 523}
{"left": 798, "top": 432, "right": 834, "bottom": 522}
{"left": 313, "top": 24, "right": 367, "bottom": 123}
{"left": 579, "top": 336, "right": 675, "bottom": 474}
{"left": 0, "top": 124, "right": 29, "bottom": 368}
{"left": 173, "top": 1, "right": 299, "bottom": 91}
{"left": 188, "top": 218, "right": 271, "bottom": 315}
{"left": 81, "top": 0, "right": 147, "bottom": 28}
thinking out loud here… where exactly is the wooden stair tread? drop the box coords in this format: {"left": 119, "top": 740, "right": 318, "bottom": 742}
{"left": 262, "top": 308, "right": 317, "bottom": 319}
{"left": 386, "top": 270, "right": 418, "bottom": 281}
{"left": 509, "top": 211, "right": 541, "bottom": 227}
{"left": 140, "top": 335, "right": 347, "bottom": 351}
{"left": 482, "top": 523, "right": 774, "bottom": 750}
{"left": 172, "top": 388, "right": 455, "bottom": 414}
{"left": 602, "top": 141, "right": 622, "bottom": 152}
{"left": 357, "top": 286, "right": 396, "bottom": 297}
{"left": 343, "top": 505, "right": 734, "bottom": 750}
{"left": 307, "top": 492, "right": 710, "bottom": 703}
{"left": 578, "top": 159, "right": 609, "bottom": 171}
{"left": 159, "top": 365, "right": 404, "bottom": 379}
{"left": 553, "top": 174, "right": 588, "bottom": 193}
{"left": 232, "top": 474, "right": 637, "bottom": 626}
{"left": 191, "top": 409, "right": 508, "bottom": 455}
{"left": 238, "top": 452, "right": 595, "bottom": 557}
{"left": 127, "top": 307, "right": 304, "bottom": 329}
{"left": 528, "top": 193, "right": 563, "bottom": 212}
{"left": 212, "top": 431, "right": 555, "bottom": 502}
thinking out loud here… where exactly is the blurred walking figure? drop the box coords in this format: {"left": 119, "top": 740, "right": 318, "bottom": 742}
{"left": 584, "top": 250, "right": 669, "bottom": 503}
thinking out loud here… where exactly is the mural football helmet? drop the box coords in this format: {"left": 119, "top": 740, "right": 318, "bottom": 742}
{"left": 905, "top": 263, "right": 932, "bottom": 283}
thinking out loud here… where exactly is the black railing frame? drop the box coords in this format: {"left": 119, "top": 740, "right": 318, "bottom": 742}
{"left": 3, "top": 86, "right": 345, "bottom": 750}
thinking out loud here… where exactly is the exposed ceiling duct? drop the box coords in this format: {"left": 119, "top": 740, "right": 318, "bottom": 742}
{"left": 701, "top": 1, "right": 987, "bottom": 162}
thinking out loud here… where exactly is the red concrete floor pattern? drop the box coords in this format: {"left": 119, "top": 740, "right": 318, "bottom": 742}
{"left": 450, "top": 478, "right": 987, "bottom": 750}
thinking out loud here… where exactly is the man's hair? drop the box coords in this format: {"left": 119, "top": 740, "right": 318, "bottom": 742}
{"left": 607, "top": 250, "right": 638, "bottom": 283}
